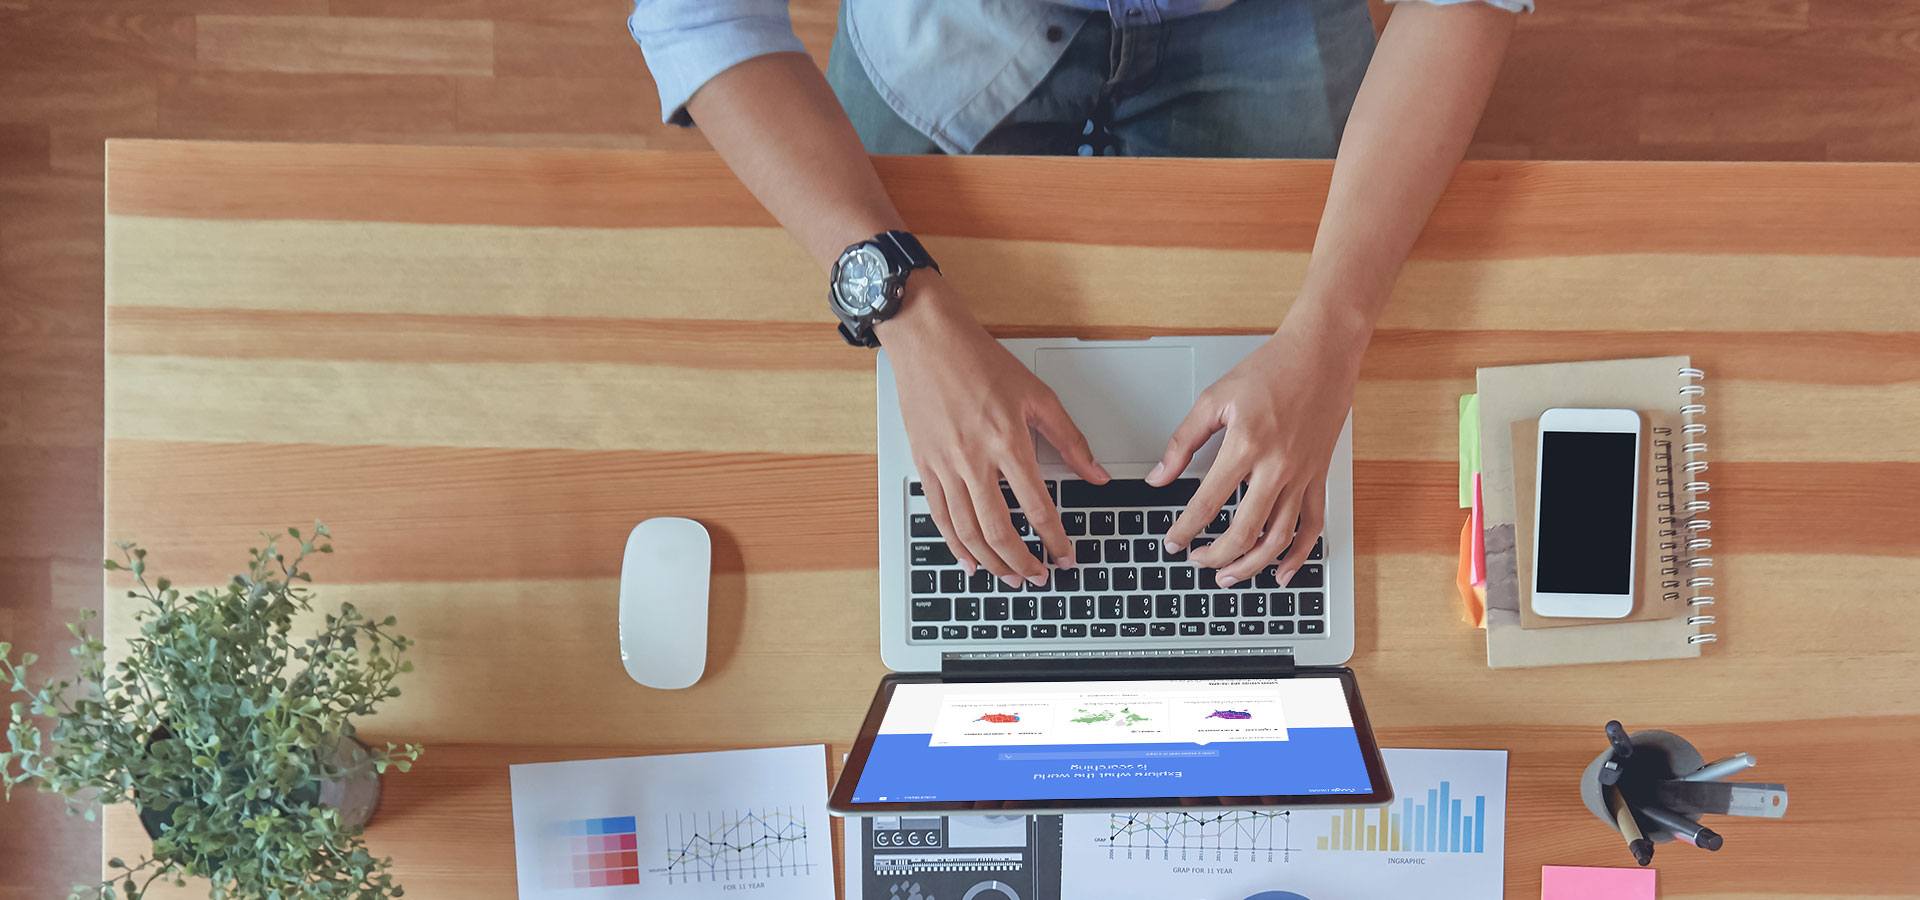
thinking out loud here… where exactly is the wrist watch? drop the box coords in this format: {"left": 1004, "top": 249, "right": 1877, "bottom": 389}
{"left": 828, "top": 229, "right": 940, "bottom": 347}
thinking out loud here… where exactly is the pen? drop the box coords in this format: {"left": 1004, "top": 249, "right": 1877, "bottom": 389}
{"left": 1608, "top": 785, "right": 1654, "bottom": 866}
{"left": 1658, "top": 781, "right": 1789, "bottom": 818}
{"left": 1599, "top": 720, "right": 1633, "bottom": 786}
{"left": 1680, "top": 752, "right": 1756, "bottom": 782}
{"left": 1638, "top": 804, "right": 1725, "bottom": 851}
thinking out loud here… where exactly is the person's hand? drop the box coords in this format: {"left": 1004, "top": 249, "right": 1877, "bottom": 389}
{"left": 878, "top": 274, "right": 1111, "bottom": 586}
{"left": 1147, "top": 308, "right": 1367, "bottom": 588}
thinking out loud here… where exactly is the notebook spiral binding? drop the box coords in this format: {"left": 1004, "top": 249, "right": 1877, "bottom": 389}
{"left": 1666, "top": 367, "right": 1717, "bottom": 646}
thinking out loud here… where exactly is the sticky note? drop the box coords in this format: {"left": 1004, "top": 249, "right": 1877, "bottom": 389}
{"left": 1459, "top": 393, "right": 1480, "bottom": 508}
{"left": 1541, "top": 865, "right": 1655, "bottom": 900}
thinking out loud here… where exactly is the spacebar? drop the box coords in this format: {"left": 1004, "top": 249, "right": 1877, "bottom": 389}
{"left": 1059, "top": 478, "right": 1201, "bottom": 508}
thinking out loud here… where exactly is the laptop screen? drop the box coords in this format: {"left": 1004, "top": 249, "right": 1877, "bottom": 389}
{"left": 848, "top": 674, "right": 1376, "bottom": 806}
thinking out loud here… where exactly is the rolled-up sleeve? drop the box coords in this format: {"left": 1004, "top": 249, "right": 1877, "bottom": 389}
{"left": 628, "top": 0, "right": 808, "bottom": 125}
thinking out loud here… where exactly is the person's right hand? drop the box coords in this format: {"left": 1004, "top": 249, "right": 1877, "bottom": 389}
{"left": 876, "top": 274, "right": 1111, "bottom": 587}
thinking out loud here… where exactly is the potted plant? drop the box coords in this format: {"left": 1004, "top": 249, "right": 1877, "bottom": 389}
{"left": 1, "top": 524, "right": 424, "bottom": 899}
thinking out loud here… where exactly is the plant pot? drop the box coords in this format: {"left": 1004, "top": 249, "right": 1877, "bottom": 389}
{"left": 138, "top": 734, "right": 383, "bottom": 840}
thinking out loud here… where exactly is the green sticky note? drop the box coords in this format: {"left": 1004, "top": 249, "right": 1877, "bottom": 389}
{"left": 1458, "top": 393, "right": 1480, "bottom": 508}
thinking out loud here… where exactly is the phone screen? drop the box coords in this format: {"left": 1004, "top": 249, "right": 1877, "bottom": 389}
{"left": 1537, "top": 431, "right": 1637, "bottom": 594}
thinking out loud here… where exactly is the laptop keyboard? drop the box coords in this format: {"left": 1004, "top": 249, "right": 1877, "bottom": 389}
{"left": 906, "top": 478, "right": 1326, "bottom": 644}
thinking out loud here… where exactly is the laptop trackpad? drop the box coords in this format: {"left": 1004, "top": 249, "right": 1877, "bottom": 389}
{"left": 1035, "top": 347, "right": 1194, "bottom": 465}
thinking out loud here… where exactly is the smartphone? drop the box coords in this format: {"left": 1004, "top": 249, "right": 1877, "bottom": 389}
{"left": 1531, "top": 408, "right": 1641, "bottom": 618}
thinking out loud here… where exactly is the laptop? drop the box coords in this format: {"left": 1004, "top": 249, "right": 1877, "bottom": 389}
{"left": 876, "top": 335, "right": 1356, "bottom": 673}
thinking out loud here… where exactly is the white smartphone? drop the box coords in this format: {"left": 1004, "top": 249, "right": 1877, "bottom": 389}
{"left": 1531, "top": 408, "right": 1641, "bottom": 618}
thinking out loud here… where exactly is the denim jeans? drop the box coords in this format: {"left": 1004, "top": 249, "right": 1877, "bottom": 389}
{"left": 825, "top": 0, "right": 1376, "bottom": 158}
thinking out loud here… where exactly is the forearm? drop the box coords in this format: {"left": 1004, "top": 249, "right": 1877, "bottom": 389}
{"left": 1292, "top": 2, "right": 1514, "bottom": 347}
{"left": 685, "top": 52, "right": 906, "bottom": 270}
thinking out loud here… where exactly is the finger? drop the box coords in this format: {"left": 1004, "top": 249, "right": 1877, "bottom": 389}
{"left": 1148, "top": 395, "right": 1224, "bottom": 487}
{"left": 919, "top": 473, "right": 978, "bottom": 575}
{"left": 1164, "top": 454, "right": 1245, "bottom": 554}
{"left": 940, "top": 475, "right": 1017, "bottom": 580}
{"left": 1194, "top": 474, "right": 1282, "bottom": 574}
{"left": 1002, "top": 452, "right": 1073, "bottom": 568}
{"left": 1031, "top": 394, "right": 1110, "bottom": 484}
{"left": 1273, "top": 476, "right": 1328, "bottom": 584}
{"left": 965, "top": 470, "right": 1046, "bottom": 584}
{"left": 1219, "top": 483, "right": 1307, "bottom": 587}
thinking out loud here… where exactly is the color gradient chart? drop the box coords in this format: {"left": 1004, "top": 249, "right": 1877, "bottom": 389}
{"left": 1315, "top": 778, "right": 1488, "bottom": 853}
{"left": 564, "top": 816, "right": 642, "bottom": 887}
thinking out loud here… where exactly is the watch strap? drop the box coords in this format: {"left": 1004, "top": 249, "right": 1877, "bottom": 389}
{"left": 880, "top": 229, "right": 940, "bottom": 274}
{"left": 837, "top": 319, "right": 880, "bottom": 348}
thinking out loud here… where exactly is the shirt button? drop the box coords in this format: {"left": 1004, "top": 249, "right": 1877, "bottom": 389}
{"left": 1046, "top": 24, "right": 1064, "bottom": 42}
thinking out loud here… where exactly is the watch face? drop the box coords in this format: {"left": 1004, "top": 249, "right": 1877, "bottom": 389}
{"left": 834, "top": 244, "right": 893, "bottom": 315}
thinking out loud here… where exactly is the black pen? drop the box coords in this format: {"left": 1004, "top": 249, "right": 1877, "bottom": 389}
{"left": 1639, "top": 804, "right": 1725, "bottom": 851}
{"left": 1608, "top": 785, "right": 1654, "bottom": 866}
{"left": 1599, "top": 720, "right": 1633, "bottom": 787}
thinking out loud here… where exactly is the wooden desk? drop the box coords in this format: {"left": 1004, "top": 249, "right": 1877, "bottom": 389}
{"left": 102, "top": 140, "right": 1920, "bottom": 898}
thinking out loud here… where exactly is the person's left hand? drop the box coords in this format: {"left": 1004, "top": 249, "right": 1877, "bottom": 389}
{"left": 1146, "top": 311, "right": 1367, "bottom": 588}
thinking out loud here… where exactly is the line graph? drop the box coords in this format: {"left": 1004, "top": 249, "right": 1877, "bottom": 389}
{"left": 1097, "top": 810, "right": 1302, "bottom": 863}
{"left": 656, "top": 806, "right": 815, "bottom": 884}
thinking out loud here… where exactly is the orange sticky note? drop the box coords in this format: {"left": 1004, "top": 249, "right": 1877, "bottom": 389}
{"left": 1456, "top": 515, "right": 1485, "bottom": 628}
{"left": 1541, "top": 865, "right": 1656, "bottom": 900}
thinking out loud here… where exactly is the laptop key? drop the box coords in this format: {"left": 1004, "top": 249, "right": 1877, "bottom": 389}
{"left": 1133, "top": 539, "right": 1160, "bottom": 563}
{"left": 969, "top": 569, "right": 996, "bottom": 593}
{"left": 985, "top": 597, "right": 1010, "bottom": 620}
{"left": 1288, "top": 565, "right": 1324, "bottom": 588}
{"left": 1238, "top": 621, "right": 1266, "bottom": 635}
{"left": 1163, "top": 544, "right": 1188, "bottom": 563}
{"left": 1103, "top": 539, "right": 1130, "bottom": 562}
{"left": 1184, "top": 594, "right": 1210, "bottom": 618}
{"left": 1301, "top": 592, "right": 1325, "bottom": 616}
{"left": 1126, "top": 595, "right": 1153, "bottom": 618}
{"left": 1010, "top": 512, "right": 1030, "bottom": 536}
{"left": 1215, "top": 594, "right": 1239, "bottom": 617}
{"left": 1120, "top": 622, "right": 1145, "bottom": 637}
{"left": 1255, "top": 566, "right": 1280, "bottom": 589}
{"left": 1084, "top": 568, "right": 1111, "bottom": 591}
{"left": 1113, "top": 567, "right": 1138, "bottom": 591}
{"left": 911, "top": 542, "right": 956, "bottom": 566}
{"left": 910, "top": 481, "right": 925, "bottom": 496}
{"left": 1042, "top": 596, "right": 1067, "bottom": 619}
{"left": 1075, "top": 540, "right": 1100, "bottom": 565}
{"left": 1014, "top": 597, "right": 1039, "bottom": 620}
{"left": 1148, "top": 510, "right": 1174, "bottom": 534}
{"left": 1025, "top": 541, "right": 1044, "bottom": 562}
{"left": 940, "top": 570, "right": 965, "bottom": 593}
{"left": 1054, "top": 568, "right": 1081, "bottom": 591}
{"left": 1025, "top": 569, "right": 1049, "bottom": 592}
{"left": 972, "top": 625, "right": 998, "bottom": 640}
{"left": 956, "top": 598, "right": 981, "bottom": 621}
{"left": 911, "top": 571, "right": 937, "bottom": 594}
{"left": 1270, "top": 620, "right": 1294, "bottom": 635}
{"left": 1198, "top": 567, "right": 1218, "bottom": 588}
{"left": 1002, "top": 624, "right": 1029, "bottom": 639}
{"left": 1142, "top": 567, "right": 1167, "bottom": 590}
{"left": 1275, "top": 593, "right": 1296, "bottom": 616}
{"left": 1300, "top": 619, "right": 1325, "bottom": 635}
{"left": 1061, "top": 624, "right": 1089, "bottom": 638}
{"left": 1059, "top": 478, "right": 1201, "bottom": 509}
{"left": 1063, "top": 511, "right": 1088, "bottom": 536}
{"left": 1092, "top": 511, "right": 1116, "bottom": 535}
{"left": 1092, "top": 623, "right": 1117, "bottom": 637}
{"left": 941, "top": 625, "right": 967, "bottom": 640}
{"left": 1032, "top": 624, "right": 1059, "bottom": 638}
{"left": 1071, "top": 596, "right": 1096, "bottom": 619}
{"left": 1099, "top": 596, "right": 1123, "bottom": 620}
{"left": 1171, "top": 566, "right": 1196, "bottom": 590}
{"left": 1310, "top": 538, "right": 1324, "bottom": 560}
{"left": 911, "top": 625, "right": 937, "bottom": 641}
{"left": 1149, "top": 622, "right": 1176, "bottom": 636}
{"left": 1207, "top": 511, "right": 1232, "bottom": 534}
{"left": 1243, "top": 593, "right": 1267, "bottom": 617}
{"left": 1209, "top": 621, "right": 1234, "bottom": 636}
{"left": 1155, "top": 594, "right": 1181, "bottom": 618}
{"left": 1179, "top": 622, "right": 1206, "bottom": 636}
{"left": 1120, "top": 511, "right": 1145, "bottom": 535}
{"left": 910, "top": 597, "right": 952, "bottom": 622}
{"left": 910, "top": 513, "right": 939, "bottom": 537}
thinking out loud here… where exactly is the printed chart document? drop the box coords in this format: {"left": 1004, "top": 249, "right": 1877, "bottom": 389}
{"left": 1057, "top": 748, "right": 1509, "bottom": 900}
{"left": 509, "top": 745, "right": 834, "bottom": 900}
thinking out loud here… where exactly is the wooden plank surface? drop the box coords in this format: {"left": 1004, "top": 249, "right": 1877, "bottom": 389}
{"left": 99, "top": 140, "right": 1920, "bottom": 898}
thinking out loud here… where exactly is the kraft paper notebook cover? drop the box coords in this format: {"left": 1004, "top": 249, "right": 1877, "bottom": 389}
{"left": 1512, "top": 410, "right": 1687, "bottom": 629}
{"left": 1477, "top": 356, "right": 1717, "bottom": 668}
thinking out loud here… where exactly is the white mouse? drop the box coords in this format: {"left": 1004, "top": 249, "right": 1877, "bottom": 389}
{"left": 618, "top": 517, "right": 710, "bottom": 689}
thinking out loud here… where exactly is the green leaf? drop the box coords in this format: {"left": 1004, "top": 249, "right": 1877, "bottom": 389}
{"left": 103, "top": 559, "right": 121, "bottom": 571}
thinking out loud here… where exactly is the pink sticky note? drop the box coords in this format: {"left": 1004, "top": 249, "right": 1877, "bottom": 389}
{"left": 1541, "top": 865, "right": 1656, "bottom": 900}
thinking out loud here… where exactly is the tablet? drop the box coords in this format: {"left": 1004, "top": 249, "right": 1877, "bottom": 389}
{"left": 829, "top": 665, "right": 1391, "bottom": 815}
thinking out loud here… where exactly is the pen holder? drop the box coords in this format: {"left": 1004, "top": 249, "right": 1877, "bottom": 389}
{"left": 1578, "top": 729, "right": 1704, "bottom": 844}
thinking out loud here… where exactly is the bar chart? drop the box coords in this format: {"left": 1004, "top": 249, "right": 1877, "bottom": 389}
{"left": 1313, "top": 779, "right": 1488, "bottom": 854}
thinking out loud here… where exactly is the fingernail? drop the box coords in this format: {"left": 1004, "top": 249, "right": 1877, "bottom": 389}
{"left": 1001, "top": 575, "right": 1022, "bottom": 589}
{"left": 961, "top": 560, "right": 976, "bottom": 576}
{"left": 1026, "top": 574, "right": 1046, "bottom": 587}
{"left": 1055, "top": 557, "right": 1077, "bottom": 570}
{"left": 1217, "top": 574, "right": 1237, "bottom": 588}
{"left": 1147, "top": 462, "right": 1165, "bottom": 482}
{"left": 1164, "top": 540, "right": 1184, "bottom": 553}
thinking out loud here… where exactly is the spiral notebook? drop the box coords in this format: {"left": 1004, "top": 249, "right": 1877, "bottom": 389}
{"left": 1476, "top": 356, "right": 1717, "bottom": 668}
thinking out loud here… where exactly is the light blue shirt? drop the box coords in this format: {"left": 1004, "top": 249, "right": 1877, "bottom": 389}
{"left": 630, "top": 0, "right": 1529, "bottom": 154}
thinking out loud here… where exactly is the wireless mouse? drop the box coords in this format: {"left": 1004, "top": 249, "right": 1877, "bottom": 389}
{"left": 618, "top": 517, "right": 710, "bottom": 689}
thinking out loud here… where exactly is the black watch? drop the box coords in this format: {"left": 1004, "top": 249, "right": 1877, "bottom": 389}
{"left": 828, "top": 230, "right": 940, "bottom": 347}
